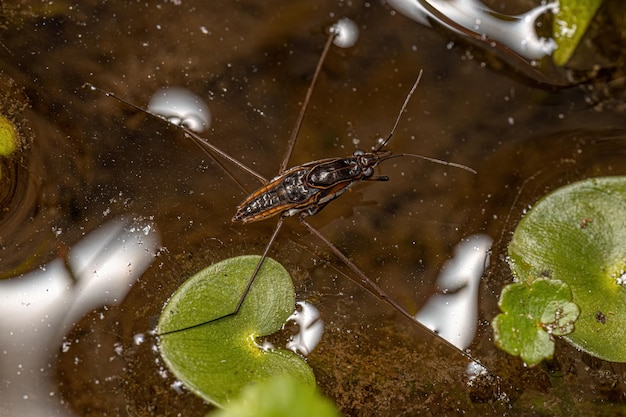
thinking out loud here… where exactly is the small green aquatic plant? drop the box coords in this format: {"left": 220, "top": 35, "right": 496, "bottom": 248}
{"left": 0, "top": 114, "right": 17, "bottom": 157}
{"left": 157, "top": 255, "right": 315, "bottom": 407}
{"left": 492, "top": 278, "right": 580, "bottom": 366}
{"left": 552, "top": 0, "right": 604, "bottom": 65}
{"left": 493, "top": 177, "right": 626, "bottom": 365}
{"left": 208, "top": 376, "right": 340, "bottom": 417}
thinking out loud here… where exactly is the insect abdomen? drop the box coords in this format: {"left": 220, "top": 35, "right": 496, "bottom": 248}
{"left": 233, "top": 168, "right": 316, "bottom": 223}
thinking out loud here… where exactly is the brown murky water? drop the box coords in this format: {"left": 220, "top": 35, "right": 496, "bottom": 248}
{"left": 1, "top": 1, "right": 626, "bottom": 416}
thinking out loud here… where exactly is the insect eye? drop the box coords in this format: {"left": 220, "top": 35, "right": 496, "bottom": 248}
{"left": 363, "top": 167, "right": 374, "bottom": 177}
{"left": 353, "top": 149, "right": 364, "bottom": 156}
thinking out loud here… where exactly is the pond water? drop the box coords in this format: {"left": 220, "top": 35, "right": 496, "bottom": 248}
{"left": 1, "top": 1, "right": 625, "bottom": 416}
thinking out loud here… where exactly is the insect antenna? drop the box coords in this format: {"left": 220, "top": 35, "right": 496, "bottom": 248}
{"left": 374, "top": 69, "right": 423, "bottom": 152}
{"left": 384, "top": 152, "right": 477, "bottom": 174}
{"left": 372, "top": 70, "right": 476, "bottom": 175}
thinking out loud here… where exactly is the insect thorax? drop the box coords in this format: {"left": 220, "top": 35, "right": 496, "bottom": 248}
{"left": 307, "top": 157, "right": 365, "bottom": 186}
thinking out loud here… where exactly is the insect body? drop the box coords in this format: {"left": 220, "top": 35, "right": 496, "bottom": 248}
{"left": 91, "top": 25, "right": 475, "bottom": 354}
{"left": 233, "top": 149, "right": 392, "bottom": 223}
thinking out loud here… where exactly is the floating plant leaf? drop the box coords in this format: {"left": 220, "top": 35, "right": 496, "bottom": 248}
{"left": 209, "top": 376, "right": 340, "bottom": 417}
{"left": 552, "top": 0, "right": 603, "bottom": 66}
{"left": 507, "top": 177, "right": 626, "bottom": 362}
{"left": 157, "top": 255, "right": 315, "bottom": 408}
{"left": 0, "top": 114, "right": 17, "bottom": 157}
{"left": 492, "top": 279, "right": 580, "bottom": 366}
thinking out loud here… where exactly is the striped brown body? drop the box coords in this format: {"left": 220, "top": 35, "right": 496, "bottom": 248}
{"left": 232, "top": 149, "right": 393, "bottom": 223}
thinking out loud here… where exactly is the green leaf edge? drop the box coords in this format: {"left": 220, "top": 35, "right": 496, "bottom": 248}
{"left": 506, "top": 176, "right": 626, "bottom": 363}
{"left": 552, "top": 0, "right": 603, "bottom": 66}
{"left": 157, "top": 255, "right": 315, "bottom": 407}
{"left": 0, "top": 114, "right": 17, "bottom": 157}
{"left": 208, "top": 376, "right": 341, "bottom": 417}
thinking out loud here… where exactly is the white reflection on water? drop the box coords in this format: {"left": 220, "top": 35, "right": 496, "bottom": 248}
{"left": 331, "top": 18, "right": 360, "bottom": 49}
{"left": 0, "top": 216, "right": 160, "bottom": 416}
{"left": 148, "top": 87, "right": 211, "bottom": 133}
{"left": 416, "top": 234, "right": 492, "bottom": 350}
{"left": 286, "top": 301, "right": 324, "bottom": 356}
{"left": 387, "top": 0, "right": 557, "bottom": 59}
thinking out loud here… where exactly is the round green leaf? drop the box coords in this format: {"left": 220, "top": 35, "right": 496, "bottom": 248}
{"left": 0, "top": 114, "right": 17, "bottom": 157}
{"left": 209, "top": 376, "right": 340, "bottom": 417}
{"left": 157, "top": 255, "right": 315, "bottom": 407}
{"left": 492, "top": 279, "right": 580, "bottom": 366}
{"left": 508, "top": 177, "right": 626, "bottom": 362}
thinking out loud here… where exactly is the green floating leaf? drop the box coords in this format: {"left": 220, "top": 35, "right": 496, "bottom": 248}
{"left": 157, "top": 255, "right": 315, "bottom": 408}
{"left": 508, "top": 177, "right": 626, "bottom": 362}
{"left": 552, "top": 0, "right": 603, "bottom": 66}
{"left": 209, "top": 376, "right": 340, "bottom": 417}
{"left": 493, "top": 279, "right": 580, "bottom": 366}
{"left": 0, "top": 114, "right": 17, "bottom": 157}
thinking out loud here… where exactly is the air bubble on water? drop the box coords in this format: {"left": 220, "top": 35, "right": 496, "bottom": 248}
{"left": 260, "top": 341, "right": 275, "bottom": 351}
{"left": 61, "top": 340, "right": 72, "bottom": 353}
{"left": 171, "top": 380, "right": 184, "bottom": 394}
{"left": 330, "top": 18, "right": 359, "bottom": 48}
{"left": 148, "top": 87, "right": 211, "bottom": 132}
{"left": 466, "top": 360, "right": 487, "bottom": 382}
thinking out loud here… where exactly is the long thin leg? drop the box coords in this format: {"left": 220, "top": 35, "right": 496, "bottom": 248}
{"left": 158, "top": 31, "right": 337, "bottom": 336}
{"left": 299, "top": 219, "right": 417, "bottom": 322}
{"left": 158, "top": 217, "right": 285, "bottom": 336}
{"left": 278, "top": 29, "right": 337, "bottom": 173}
{"left": 299, "top": 218, "right": 489, "bottom": 365}
{"left": 231, "top": 217, "right": 285, "bottom": 315}
{"left": 85, "top": 84, "right": 268, "bottom": 186}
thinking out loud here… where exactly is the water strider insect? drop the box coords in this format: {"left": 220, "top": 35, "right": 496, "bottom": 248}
{"left": 90, "top": 24, "right": 476, "bottom": 357}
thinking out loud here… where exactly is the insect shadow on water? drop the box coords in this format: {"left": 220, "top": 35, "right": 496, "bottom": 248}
{"left": 87, "top": 23, "right": 478, "bottom": 361}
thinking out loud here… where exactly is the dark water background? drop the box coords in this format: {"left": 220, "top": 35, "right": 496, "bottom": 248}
{"left": 1, "top": 1, "right": 625, "bottom": 415}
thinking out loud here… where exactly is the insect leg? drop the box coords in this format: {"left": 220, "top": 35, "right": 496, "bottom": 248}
{"left": 229, "top": 217, "right": 285, "bottom": 317}
{"left": 158, "top": 217, "right": 285, "bottom": 336}
{"left": 84, "top": 84, "right": 269, "bottom": 186}
{"left": 299, "top": 218, "right": 489, "bottom": 365}
{"left": 278, "top": 28, "right": 337, "bottom": 174}
{"left": 299, "top": 218, "right": 417, "bottom": 322}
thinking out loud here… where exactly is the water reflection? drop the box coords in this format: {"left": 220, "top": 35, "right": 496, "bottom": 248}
{"left": 416, "top": 234, "right": 492, "bottom": 350}
{"left": 286, "top": 301, "right": 324, "bottom": 356}
{"left": 330, "top": 18, "right": 359, "bottom": 49}
{"left": 388, "top": 0, "right": 557, "bottom": 59}
{"left": 0, "top": 217, "right": 160, "bottom": 416}
{"left": 148, "top": 87, "right": 211, "bottom": 133}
